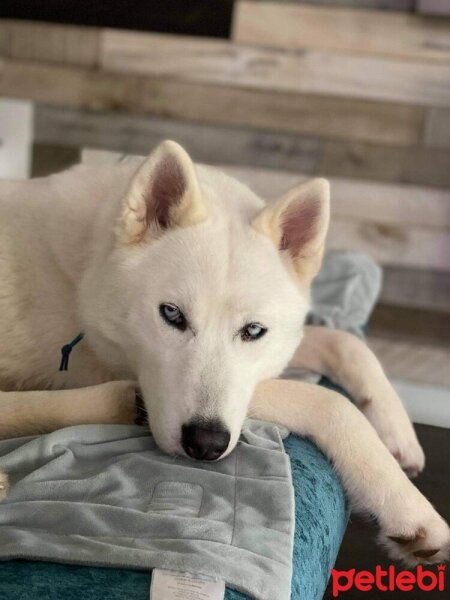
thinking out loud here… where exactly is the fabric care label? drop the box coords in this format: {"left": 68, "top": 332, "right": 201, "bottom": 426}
{"left": 150, "top": 569, "right": 225, "bottom": 600}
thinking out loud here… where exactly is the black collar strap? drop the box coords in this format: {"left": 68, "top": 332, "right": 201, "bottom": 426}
{"left": 59, "top": 333, "right": 85, "bottom": 371}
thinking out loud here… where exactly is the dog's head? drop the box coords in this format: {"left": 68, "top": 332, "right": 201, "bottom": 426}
{"left": 94, "top": 141, "right": 329, "bottom": 459}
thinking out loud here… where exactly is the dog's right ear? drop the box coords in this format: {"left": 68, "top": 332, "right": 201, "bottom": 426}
{"left": 119, "top": 140, "right": 208, "bottom": 244}
{"left": 252, "top": 178, "right": 330, "bottom": 283}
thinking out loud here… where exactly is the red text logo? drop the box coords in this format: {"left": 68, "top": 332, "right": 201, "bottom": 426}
{"left": 331, "top": 564, "right": 446, "bottom": 597}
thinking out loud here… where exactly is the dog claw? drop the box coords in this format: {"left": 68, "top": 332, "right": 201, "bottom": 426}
{"left": 388, "top": 535, "right": 416, "bottom": 545}
{"left": 413, "top": 548, "right": 440, "bottom": 559}
{"left": 388, "top": 528, "right": 426, "bottom": 546}
{"left": 383, "top": 518, "right": 450, "bottom": 566}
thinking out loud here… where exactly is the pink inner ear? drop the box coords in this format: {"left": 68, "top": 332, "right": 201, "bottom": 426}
{"left": 280, "top": 197, "right": 321, "bottom": 257}
{"left": 148, "top": 155, "right": 186, "bottom": 229}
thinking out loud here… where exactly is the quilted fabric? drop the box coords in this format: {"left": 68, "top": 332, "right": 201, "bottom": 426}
{"left": 0, "top": 428, "right": 348, "bottom": 600}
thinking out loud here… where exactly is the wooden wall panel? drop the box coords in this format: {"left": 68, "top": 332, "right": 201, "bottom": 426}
{"left": 381, "top": 267, "right": 450, "bottom": 313}
{"left": 1, "top": 20, "right": 99, "bottom": 67}
{"left": 35, "top": 105, "right": 450, "bottom": 188}
{"left": 0, "top": 23, "right": 11, "bottom": 56}
{"left": 320, "top": 141, "right": 450, "bottom": 188}
{"left": 100, "top": 30, "right": 450, "bottom": 108}
{"left": 424, "top": 108, "right": 450, "bottom": 149}
{"left": 217, "top": 164, "right": 450, "bottom": 230}
{"left": 220, "top": 164, "right": 450, "bottom": 270}
{"left": 233, "top": 2, "right": 450, "bottom": 64}
{"left": 34, "top": 105, "right": 321, "bottom": 173}
{"left": 0, "top": 59, "right": 423, "bottom": 146}
{"left": 327, "top": 220, "right": 450, "bottom": 271}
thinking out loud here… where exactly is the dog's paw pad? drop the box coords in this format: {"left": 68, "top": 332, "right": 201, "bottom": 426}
{"left": 0, "top": 472, "right": 9, "bottom": 501}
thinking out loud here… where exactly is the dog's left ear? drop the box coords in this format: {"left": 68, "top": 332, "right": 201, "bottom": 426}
{"left": 119, "top": 140, "right": 208, "bottom": 243}
{"left": 252, "top": 178, "right": 330, "bottom": 282}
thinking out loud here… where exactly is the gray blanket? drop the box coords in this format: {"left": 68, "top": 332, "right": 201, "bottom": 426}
{"left": 0, "top": 421, "right": 293, "bottom": 600}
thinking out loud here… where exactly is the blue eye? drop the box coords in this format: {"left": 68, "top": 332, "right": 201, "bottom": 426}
{"left": 159, "top": 303, "right": 187, "bottom": 331}
{"left": 241, "top": 323, "right": 267, "bottom": 342}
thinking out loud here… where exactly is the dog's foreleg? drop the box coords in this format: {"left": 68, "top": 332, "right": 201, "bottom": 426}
{"left": 250, "top": 378, "right": 449, "bottom": 565}
{"left": 0, "top": 381, "right": 136, "bottom": 500}
{"left": 290, "top": 326, "right": 424, "bottom": 476}
{"left": 0, "top": 381, "right": 136, "bottom": 439}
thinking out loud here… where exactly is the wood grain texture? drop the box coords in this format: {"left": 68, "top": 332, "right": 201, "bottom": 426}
{"left": 0, "top": 58, "right": 423, "bottom": 146}
{"left": 216, "top": 164, "right": 450, "bottom": 230}
{"left": 223, "top": 167, "right": 450, "bottom": 271}
{"left": 233, "top": 2, "right": 450, "bottom": 64}
{"left": 424, "top": 108, "right": 450, "bottom": 149}
{"left": 1, "top": 20, "right": 99, "bottom": 67}
{"left": 380, "top": 267, "right": 450, "bottom": 313}
{"left": 327, "top": 220, "right": 450, "bottom": 271}
{"left": 367, "top": 334, "right": 450, "bottom": 386}
{"left": 216, "top": 165, "right": 450, "bottom": 271}
{"left": 34, "top": 105, "right": 321, "bottom": 173}
{"left": 0, "top": 23, "right": 11, "bottom": 56}
{"left": 100, "top": 30, "right": 450, "bottom": 108}
{"left": 35, "top": 105, "right": 450, "bottom": 188}
{"left": 320, "top": 141, "right": 450, "bottom": 188}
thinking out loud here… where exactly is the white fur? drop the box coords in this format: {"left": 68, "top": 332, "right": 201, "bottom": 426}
{"left": 0, "top": 141, "right": 448, "bottom": 563}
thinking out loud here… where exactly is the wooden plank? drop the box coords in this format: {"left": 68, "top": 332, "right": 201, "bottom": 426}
{"left": 35, "top": 105, "right": 450, "bottom": 188}
{"left": 380, "top": 267, "right": 450, "bottom": 313}
{"left": 233, "top": 2, "right": 450, "bottom": 64}
{"left": 367, "top": 335, "right": 450, "bottom": 387}
{"left": 225, "top": 166, "right": 450, "bottom": 270}
{"left": 217, "top": 164, "right": 450, "bottom": 230}
{"left": 34, "top": 105, "right": 321, "bottom": 173}
{"left": 0, "top": 22, "right": 11, "bottom": 56}
{"left": 327, "top": 219, "right": 450, "bottom": 271}
{"left": 424, "top": 108, "right": 450, "bottom": 149}
{"left": 320, "top": 140, "right": 450, "bottom": 188}
{"left": 100, "top": 30, "right": 450, "bottom": 108}
{"left": 0, "top": 58, "right": 423, "bottom": 146}
{"left": 3, "top": 20, "right": 99, "bottom": 67}
{"left": 418, "top": 0, "right": 450, "bottom": 16}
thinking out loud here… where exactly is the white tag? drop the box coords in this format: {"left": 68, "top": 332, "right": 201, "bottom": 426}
{"left": 150, "top": 569, "right": 225, "bottom": 600}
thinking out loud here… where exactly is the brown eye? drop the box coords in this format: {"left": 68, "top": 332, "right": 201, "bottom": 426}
{"left": 159, "top": 303, "right": 187, "bottom": 331}
{"left": 241, "top": 323, "right": 267, "bottom": 342}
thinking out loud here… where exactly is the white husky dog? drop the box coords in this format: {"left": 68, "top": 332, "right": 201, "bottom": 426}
{"left": 0, "top": 141, "right": 448, "bottom": 564}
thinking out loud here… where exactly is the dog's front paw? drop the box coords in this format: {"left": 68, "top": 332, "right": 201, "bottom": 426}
{"left": 360, "top": 397, "right": 425, "bottom": 478}
{"left": 0, "top": 471, "right": 9, "bottom": 501}
{"left": 379, "top": 495, "right": 450, "bottom": 565}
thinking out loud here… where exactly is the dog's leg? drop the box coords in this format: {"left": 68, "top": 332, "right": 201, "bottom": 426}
{"left": 250, "top": 378, "right": 449, "bottom": 565}
{"left": 0, "top": 381, "right": 136, "bottom": 500}
{"left": 289, "top": 326, "right": 424, "bottom": 477}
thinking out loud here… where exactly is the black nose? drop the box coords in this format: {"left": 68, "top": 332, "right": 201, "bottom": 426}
{"left": 182, "top": 421, "right": 231, "bottom": 461}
